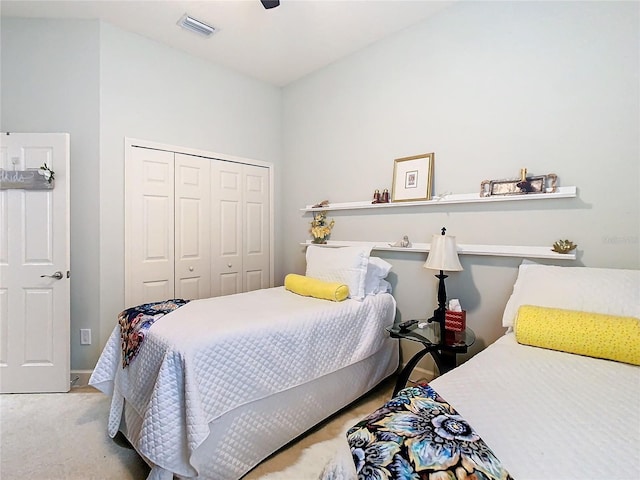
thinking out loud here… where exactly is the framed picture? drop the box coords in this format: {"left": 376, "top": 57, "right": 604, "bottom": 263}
{"left": 391, "top": 153, "right": 434, "bottom": 202}
{"left": 480, "top": 173, "right": 557, "bottom": 197}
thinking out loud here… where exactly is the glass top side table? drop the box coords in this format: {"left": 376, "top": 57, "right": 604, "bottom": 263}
{"left": 386, "top": 321, "right": 476, "bottom": 396}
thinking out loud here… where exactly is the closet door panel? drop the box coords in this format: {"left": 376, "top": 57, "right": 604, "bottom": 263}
{"left": 211, "top": 161, "right": 242, "bottom": 297}
{"left": 219, "top": 272, "right": 241, "bottom": 297}
{"left": 243, "top": 165, "right": 270, "bottom": 291}
{"left": 126, "top": 147, "right": 175, "bottom": 306}
{"left": 174, "top": 154, "right": 211, "bottom": 300}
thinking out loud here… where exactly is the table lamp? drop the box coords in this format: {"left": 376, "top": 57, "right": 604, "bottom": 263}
{"left": 424, "top": 227, "right": 463, "bottom": 340}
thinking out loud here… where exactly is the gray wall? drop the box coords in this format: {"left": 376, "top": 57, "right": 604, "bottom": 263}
{"left": 281, "top": 1, "right": 639, "bottom": 370}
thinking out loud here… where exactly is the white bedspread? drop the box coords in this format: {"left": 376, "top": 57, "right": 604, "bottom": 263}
{"left": 322, "top": 331, "right": 640, "bottom": 480}
{"left": 90, "top": 287, "right": 396, "bottom": 479}
{"left": 430, "top": 332, "right": 640, "bottom": 480}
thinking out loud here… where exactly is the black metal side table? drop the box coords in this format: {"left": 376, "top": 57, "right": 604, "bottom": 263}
{"left": 387, "top": 321, "right": 475, "bottom": 396}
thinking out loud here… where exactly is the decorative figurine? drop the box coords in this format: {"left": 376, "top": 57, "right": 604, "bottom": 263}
{"left": 381, "top": 188, "right": 390, "bottom": 203}
{"left": 372, "top": 189, "right": 381, "bottom": 204}
{"left": 312, "top": 199, "right": 330, "bottom": 209}
{"left": 551, "top": 239, "right": 577, "bottom": 254}
{"left": 516, "top": 168, "right": 534, "bottom": 193}
{"left": 389, "top": 235, "right": 412, "bottom": 248}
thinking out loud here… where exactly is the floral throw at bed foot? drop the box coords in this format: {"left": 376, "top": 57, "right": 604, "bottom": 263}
{"left": 347, "top": 384, "right": 513, "bottom": 480}
{"left": 118, "top": 299, "right": 190, "bottom": 367}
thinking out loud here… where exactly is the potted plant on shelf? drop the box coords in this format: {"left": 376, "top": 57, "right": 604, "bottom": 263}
{"left": 310, "top": 211, "right": 335, "bottom": 244}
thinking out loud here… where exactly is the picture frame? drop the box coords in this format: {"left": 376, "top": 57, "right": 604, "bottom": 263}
{"left": 391, "top": 153, "right": 434, "bottom": 202}
{"left": 480, "top": 173, "right": 557, "bottom": 197}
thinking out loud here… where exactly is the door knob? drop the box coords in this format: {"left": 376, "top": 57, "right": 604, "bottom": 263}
{"left": 41, "top": 271, "right": 63, "bottom": 280}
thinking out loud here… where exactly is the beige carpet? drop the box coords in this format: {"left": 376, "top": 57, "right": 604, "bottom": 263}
{"left": 0, "top": 378, "right": 395, "bottom": 480}
{"left": 0, "top": 390, "right": 149, "bottom": 479}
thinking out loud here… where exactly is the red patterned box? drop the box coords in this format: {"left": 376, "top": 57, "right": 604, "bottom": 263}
{"left": 445, "top": 310, "right": 466, "bottom": 332}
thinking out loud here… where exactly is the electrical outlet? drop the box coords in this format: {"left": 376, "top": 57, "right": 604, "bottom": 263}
{"left": 80, "top": 329, "right": 92, "bottom": 345}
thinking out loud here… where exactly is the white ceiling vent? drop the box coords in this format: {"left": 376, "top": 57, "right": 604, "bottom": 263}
{"left": 177, "top": 14, "right": 217, "bottom": 37}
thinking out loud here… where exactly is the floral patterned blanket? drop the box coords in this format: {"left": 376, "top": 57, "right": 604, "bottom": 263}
{"left": 347, "top": 384, "right": 513, "bottom": 480}
{"left": 118, "top": 299, "right": 190, "bottom": 367}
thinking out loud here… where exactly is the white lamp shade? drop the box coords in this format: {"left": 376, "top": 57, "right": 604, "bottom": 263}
{"left": 424, "top": 234, "right": 463, "bottom": 271}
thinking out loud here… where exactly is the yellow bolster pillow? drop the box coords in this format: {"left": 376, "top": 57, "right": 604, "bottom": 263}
{"left": 284, "top": 274, "right": 349, "bottom": 302}
{"left": 515, "top": 305, "right": 640, "bottom": 365}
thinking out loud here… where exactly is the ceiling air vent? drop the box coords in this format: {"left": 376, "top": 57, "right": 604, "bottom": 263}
{"left": 177, "top": 14, "right": 216, "bottom": 37}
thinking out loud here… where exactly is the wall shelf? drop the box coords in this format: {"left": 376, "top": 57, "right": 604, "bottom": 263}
{"left": 300, "top": 240, "right": 576, "bottom": 260}
{"left": 301, "top": 186, "right": 577, "bottom": 212}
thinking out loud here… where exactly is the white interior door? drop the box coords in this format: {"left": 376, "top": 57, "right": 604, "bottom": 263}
{"left": 174, "top": 153, "right": 211, "bottom": 300}
{"left": 0, "top": 132, "right": 70, "bottom": 393}
{"left": 125, "top": 147, "right": 175, "bottom": 307}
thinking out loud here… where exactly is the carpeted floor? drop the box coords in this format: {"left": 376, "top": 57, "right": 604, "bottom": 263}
{"left": 0, "top": 377, "right": 396, "bottom": 480}
{"left": 0, "top": 389, "right": 149, "bottom": 479}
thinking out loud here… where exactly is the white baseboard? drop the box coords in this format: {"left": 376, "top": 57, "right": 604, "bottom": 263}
{"left": 70, "top": 370, "right": 93, "bottom": 388}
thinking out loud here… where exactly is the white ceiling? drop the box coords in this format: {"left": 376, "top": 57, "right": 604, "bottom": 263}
{"left": 0, "top": 0, "right": 454, "bottom": 86}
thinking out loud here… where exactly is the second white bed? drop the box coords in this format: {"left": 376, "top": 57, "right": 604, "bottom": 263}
{"left": 429, "top": 332, "right": 640, "bottom": 479}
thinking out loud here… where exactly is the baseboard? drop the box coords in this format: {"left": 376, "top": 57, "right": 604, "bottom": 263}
{"left": 406, "top": 365, "right": 435, "bottom": 384}
{"left": 70, "top": 370, "right": 93, "bottom": 388}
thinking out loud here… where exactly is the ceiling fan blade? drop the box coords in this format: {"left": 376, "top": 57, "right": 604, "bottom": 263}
{"left": 261, "top": 0, "right": 280, "bottom": 9}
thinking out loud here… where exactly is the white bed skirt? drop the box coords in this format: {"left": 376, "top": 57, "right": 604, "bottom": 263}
{"left": 121, "top": 338, "right": 398, "bottom": 480}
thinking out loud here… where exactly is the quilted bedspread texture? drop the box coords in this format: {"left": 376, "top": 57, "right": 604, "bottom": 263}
{"left": 90, "top": 287, "right": 396, "bottom": 479}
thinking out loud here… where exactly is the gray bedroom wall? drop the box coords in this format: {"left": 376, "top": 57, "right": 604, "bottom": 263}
{"left": 0, "top": 18, "right": 102, "bottom": 373}
{"left": 281, "top": 1, "right": 639, "bottom": 370}
{"left": 1, "top": 18, "right": 283, "bottom": 372}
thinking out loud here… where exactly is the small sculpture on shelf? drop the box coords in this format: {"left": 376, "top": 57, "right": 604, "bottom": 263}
{"left": 389, "top": 235, "right": 412, "bottom": 248}
{"left": 312, "top": 199, "right": 330, "bottom": 209}
{"left": 551, "top": 239, "right": 577, "bottom": 254}
{"left": 516, "top": 168, "right": 534, "bottom": 193}
{"left": 372, "top": 188, "right": 390, "bottom": 204}
{"left": 310, "top": 210, "right": 335, "bottom": 244}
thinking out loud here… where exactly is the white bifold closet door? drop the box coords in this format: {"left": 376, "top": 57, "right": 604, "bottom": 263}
{"left": 126, "top": 147, "right": 211, "bottom": 306}
{"left": 126, "top": 145, "right": 270, "bottom": 307}
{"left": 211, "top": 160, "right": 270, "bottom": 297}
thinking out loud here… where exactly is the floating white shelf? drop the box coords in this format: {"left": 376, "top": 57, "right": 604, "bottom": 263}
{"left": 300, "top": 240, "right": 576, "bottom": 260}
{"left": 301, "top": 186, "right": 577, "bottom": 212}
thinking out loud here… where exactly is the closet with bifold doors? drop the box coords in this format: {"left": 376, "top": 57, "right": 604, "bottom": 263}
{"left": 125, "top": 140, "right": 272, "bottom": 307}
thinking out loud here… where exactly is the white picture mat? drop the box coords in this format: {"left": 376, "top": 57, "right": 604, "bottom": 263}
{"left": 392, "top": 154, "right": 433, "bottom": 201}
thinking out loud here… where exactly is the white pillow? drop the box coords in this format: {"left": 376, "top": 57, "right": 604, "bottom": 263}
{"left": 364, "top": 256, "right": 393, "bottom": 295}
{"left": 502, "top": 262, "right": 640, "bottom": 328}
{"left": 305, "top": 246, "right": 372, "bottom": 300}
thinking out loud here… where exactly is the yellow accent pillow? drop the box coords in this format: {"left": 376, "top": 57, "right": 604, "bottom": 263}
{"left": 284, "top": 274, "right": 349, "bottom": 302}
{"left": 515, "top": 305, "right": 640, "bottom": 365}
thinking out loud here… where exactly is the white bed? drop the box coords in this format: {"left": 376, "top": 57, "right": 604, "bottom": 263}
{"left": 323, "top": 263, "right": 640, "bottom": 480}
{"left": 90, "top": 246, "right": 399, "bottom": 480}
{"left": 428, "top": 330, "right": 640, "bottom": 479}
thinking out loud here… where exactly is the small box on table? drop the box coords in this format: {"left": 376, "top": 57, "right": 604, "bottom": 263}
{"left": 445, "top": 310, "right": 466, "bottom": 332}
